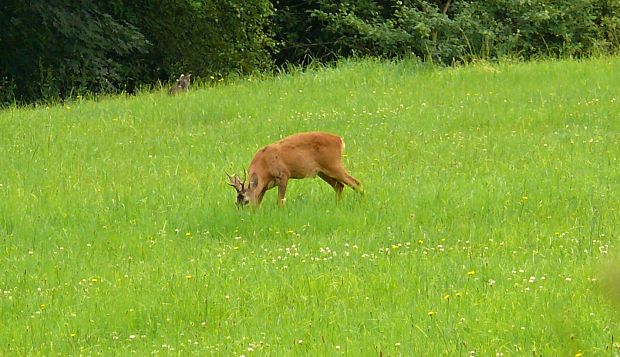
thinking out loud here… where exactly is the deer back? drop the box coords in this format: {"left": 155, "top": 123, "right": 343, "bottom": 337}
{"left": 249, "top": 132, "right": 344, "bottom": 181}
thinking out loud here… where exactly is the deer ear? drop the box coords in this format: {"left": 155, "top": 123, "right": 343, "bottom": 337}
{"left": 249, "top": 173, "right": 258, "bottom": 190}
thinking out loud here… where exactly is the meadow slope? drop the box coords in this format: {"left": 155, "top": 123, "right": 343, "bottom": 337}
{"left": 1, "top": 57, "right": 619, "bottom": 355}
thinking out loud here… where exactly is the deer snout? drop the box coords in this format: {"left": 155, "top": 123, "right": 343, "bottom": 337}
{"left": 236, "top": 192, "right": 250, "bottom": 207}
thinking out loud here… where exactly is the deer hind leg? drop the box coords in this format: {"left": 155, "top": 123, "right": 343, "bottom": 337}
{"left": 342, "top": 173, "right": 364, "bottom": 193}
{"left": 318, "top": 172, "right": 344, "bottom": 196}
{"left": 323, "top": 167, "right": 364, "bottom": 194}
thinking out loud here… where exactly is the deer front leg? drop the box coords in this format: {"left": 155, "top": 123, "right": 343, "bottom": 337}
{"left": 250, "top": 181, "right": 268, "bottom": 207}
{"left": 256, "top": 189, "right": 267, "bottom": 206}
{"left": 277, "top": 176, "right": 289, "bottom": 206}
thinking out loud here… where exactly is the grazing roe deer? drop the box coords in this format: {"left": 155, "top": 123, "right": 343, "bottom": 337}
{"left": 227, "top": 131, "right": 363, "bottom": 207}
{"left": 168, "top": 74, "right": 191, "bottom": 95}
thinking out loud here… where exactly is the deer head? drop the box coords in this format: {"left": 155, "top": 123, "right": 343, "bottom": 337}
{"left": 177, "top": 74, "right": 191, "bottom": 89}
{"left": 226, "top": 170, "right": 251, "bottom": 207}
{"left": 169, "top": 73, "right": 191, "bottom": 95}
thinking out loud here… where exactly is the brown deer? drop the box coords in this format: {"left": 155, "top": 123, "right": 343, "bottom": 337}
{"left": 227, "top": 131, "right": 363, "bottom": 207}
{"left": 168, "top": 74, "right": 191, "bottom": 95}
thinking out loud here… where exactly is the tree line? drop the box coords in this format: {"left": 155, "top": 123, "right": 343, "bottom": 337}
{"left": 1, "top": 0, "right": 619, "bottom": 105}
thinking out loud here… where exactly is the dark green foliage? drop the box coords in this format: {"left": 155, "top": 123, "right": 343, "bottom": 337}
{"left": 1, "top": 0, "right": 620, "bottom": 105}
{"left": 0, "top": 0, "right": 274, "bottom": 105}
{"left": 103, "top": 0, "right": 275, "bottom": 84}
{"left": 273, "top": 0, "right": 620, "bottom": 64}
{"left": 0, "top": 0, "right": 148, "bottom": 103}
{"left": 453, "top": 0, "right": 620, "bottom": 60}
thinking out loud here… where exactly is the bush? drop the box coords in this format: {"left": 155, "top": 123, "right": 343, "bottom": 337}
{"left": 0, "top": 0, "right": 148, "bottom": 104}
{"left": 2, "top": 0, "right": 620, "bottom": 105}
{"left": 0, "top": 0, "right": 275, "bottom": 105}
{"left": 273, "top": 0, "right": 620, "bottom": 65}
{"left": 105, "top": 0, "right": 275, "bottom": 84}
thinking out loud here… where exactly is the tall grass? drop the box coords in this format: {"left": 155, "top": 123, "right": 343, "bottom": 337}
{"left": 1, "top": 57, "right": 619, "bottom": 355}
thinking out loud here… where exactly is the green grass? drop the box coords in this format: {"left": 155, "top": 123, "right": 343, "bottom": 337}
{"left": 1, "top": 57, "right": 619, "bottom": 355}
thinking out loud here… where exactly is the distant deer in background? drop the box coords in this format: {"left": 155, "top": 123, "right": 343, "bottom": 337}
{"left": 169, "top": 74, "right": 191, "bottom": 95}
{"left": 227, "top": 131, "right": 363, "bottom": 207}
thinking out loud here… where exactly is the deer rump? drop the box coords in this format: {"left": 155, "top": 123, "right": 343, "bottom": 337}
{"left": 228, "top": 131, "right": 363, "bottom": 207}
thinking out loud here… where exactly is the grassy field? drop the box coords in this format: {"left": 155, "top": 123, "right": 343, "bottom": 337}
{"left": 1, "top": 57, "right": 619, "bottom": 355}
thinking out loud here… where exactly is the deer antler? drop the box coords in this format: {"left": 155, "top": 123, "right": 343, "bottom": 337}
{"left": 226, "top": 171, "right": 244, "bottom": 191}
